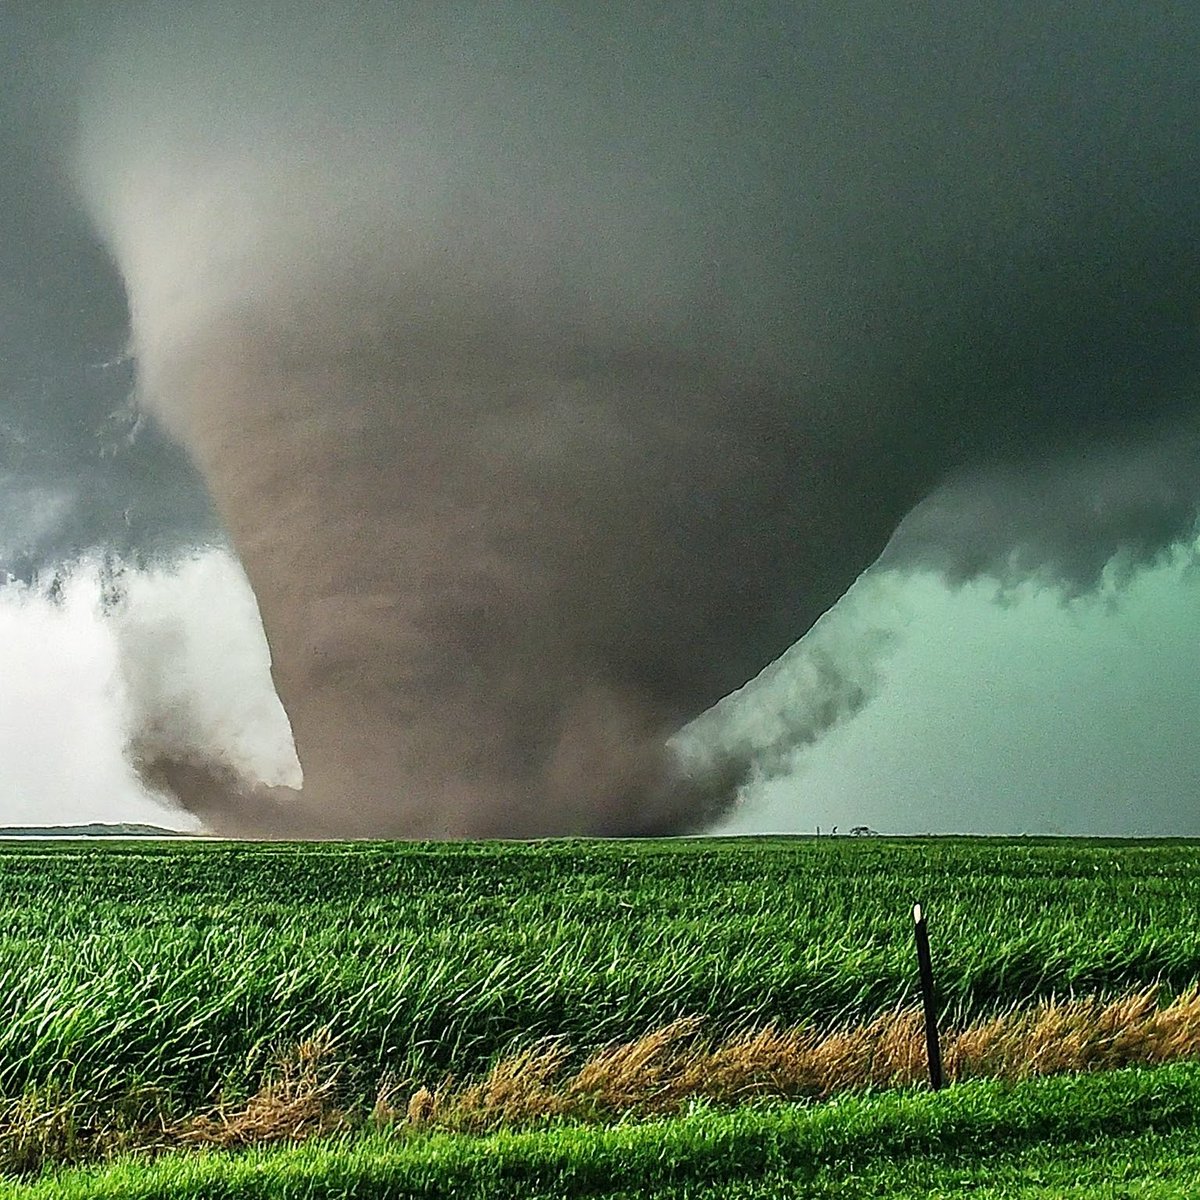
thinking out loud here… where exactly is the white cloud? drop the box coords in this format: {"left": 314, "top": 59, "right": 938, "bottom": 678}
{"left": 0, "top": 549, "right": 297, "bottom": 828}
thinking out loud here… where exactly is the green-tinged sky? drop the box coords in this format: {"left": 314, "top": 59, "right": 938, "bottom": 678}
{"left": 715, "top": 548, "right": 1200, "bottom": 837}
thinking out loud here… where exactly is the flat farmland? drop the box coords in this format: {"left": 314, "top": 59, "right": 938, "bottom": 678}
{"left": 0, "top": 836, "right": 1197, "bottom": 1195}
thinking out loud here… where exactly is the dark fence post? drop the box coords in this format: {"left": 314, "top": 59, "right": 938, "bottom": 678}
{"left": 912, "top": 902, "right": 944, "bottom": 1090}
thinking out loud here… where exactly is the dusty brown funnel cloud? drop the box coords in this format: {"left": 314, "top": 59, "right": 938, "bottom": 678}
{"left": 70, "top": 2, "right": 1200, "bottom": 836}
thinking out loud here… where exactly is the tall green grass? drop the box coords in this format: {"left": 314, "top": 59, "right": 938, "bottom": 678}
{"left": 0, "top": 837, "right": 1195, "bottom": 1113}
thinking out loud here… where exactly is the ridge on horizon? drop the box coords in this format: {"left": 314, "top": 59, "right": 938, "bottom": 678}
{"left": 0, "top": 822, "right": 197, "bottom": 838}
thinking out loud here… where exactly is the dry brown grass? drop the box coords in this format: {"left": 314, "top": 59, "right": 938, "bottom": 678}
{"left": 170, "top": 1028, "right": 347, "bottom": 1150}
{"left": 395, "top": 985, "right": 1200, "bottom": 1131}
{"left": 3, "top": 986, "right": 1198, "bottom": 1173}
{"left": 0, "top": 1090, "right": 91, "bottom": 1177}
{"left": 0, "top": 1084, "right": 176, "bottom": 1177}
{"left": 946, "top": 987, "right": 1200, "bottom": 1081}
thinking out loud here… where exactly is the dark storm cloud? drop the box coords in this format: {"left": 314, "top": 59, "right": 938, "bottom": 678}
{"left": 0, "top": 7, "right": 218, "bottom": 575}
{"left": 882, "top": 423, "right": 1200, "bottom": 591}
{"left": 3, "top": 1, "right": 1198, "bottom": 835}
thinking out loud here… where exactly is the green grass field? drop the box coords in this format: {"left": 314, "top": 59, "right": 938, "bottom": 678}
{"left": 0, "top": 836, "right": 1196, "bottom": 1194}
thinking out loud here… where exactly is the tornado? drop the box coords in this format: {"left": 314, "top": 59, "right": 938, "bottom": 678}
{"left": 49, "top": 1, "right": 1200, "bottom": 836}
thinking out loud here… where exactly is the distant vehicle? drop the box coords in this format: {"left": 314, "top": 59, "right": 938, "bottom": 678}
{"left": 849, "top": 826, "right": 879, "bottom": 837}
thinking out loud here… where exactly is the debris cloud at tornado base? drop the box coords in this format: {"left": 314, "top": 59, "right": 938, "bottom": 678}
{"left": 50, "top": 1, "right": 1200, "bottom": 836}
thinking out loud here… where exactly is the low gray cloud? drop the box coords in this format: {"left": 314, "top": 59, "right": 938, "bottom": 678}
{"left": 883, "top": 422, "right": 1200, "bottom": 592}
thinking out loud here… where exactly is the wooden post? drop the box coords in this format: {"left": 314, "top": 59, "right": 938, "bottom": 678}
{"left": 912, "top": 903, "right": 944, "bottom": 1090}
